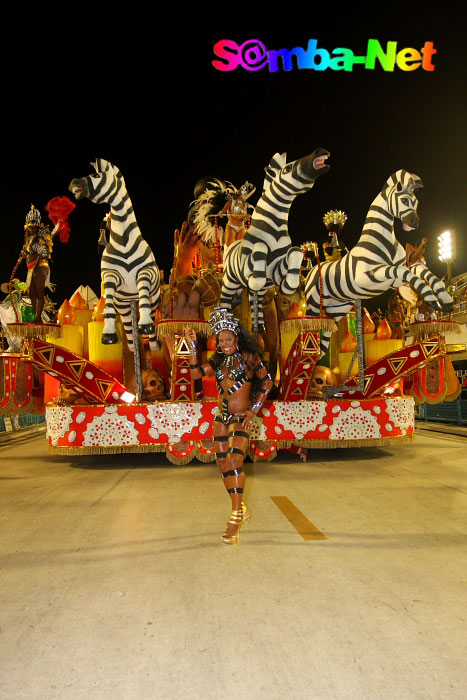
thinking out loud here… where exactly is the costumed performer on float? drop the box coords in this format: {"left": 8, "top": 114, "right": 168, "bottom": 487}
{"left": 184, "top": 308, "right": 273, "bottom": 544}
{"left": 16, "top": 200, "right": 74, "bottom": 323}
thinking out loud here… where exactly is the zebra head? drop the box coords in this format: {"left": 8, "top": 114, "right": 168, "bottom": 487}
{"left": 384, "top": 170, "right": 424, "bottom": 231}
{"left": 262, "top": 148, "right": 330, "bottom": 194}
{"left": 69, "top": 158, "right": 125, "bottom": 205}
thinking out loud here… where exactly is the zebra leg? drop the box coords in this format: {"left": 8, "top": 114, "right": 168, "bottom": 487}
{"left": 220, "top": 242, "right": 246, "bottom": 310}
{"left": 220, "top": 274, "right": 244, "bottom": 311}
{"left": 368, "top": 265, "right": 442, "bottom": 310}
{"left": 101, "top": 270, "right": 122, "bottom": 344}
{"left": 114, "top": 300, "right": 134, "bottom": 352}
{"left": 304, "top": 267, "right": 322, "bottom": 316}
{"left": 248, "top": 242, "right": 268, "bottom": 292}
{"left": 278, "top": 246, "right": 304, "bottom": 294}
{"left": 137, "top": 268, "right": 156, "bottom": 335}
{"left": 248, "top": 288, "right": 267, "bottom": 333}
{"left": 409, "top": 263, "right": 454, "bottom": 311}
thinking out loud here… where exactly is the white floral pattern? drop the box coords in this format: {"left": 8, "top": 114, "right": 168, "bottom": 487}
{"left": 82, "top": 406, "right": 139, "bottom": 447}
{"left": 274, "top": 401, "right": 328, "bottom": 434}
{"left": 46, "top": 406, "right": 74, "bottom": 446}
{"left": 146, "top": 403, "right": 203, "bottom": 441}
{"left": 384, "top": 397, "right": 414, "bottom": 432}
{"left": 328, "top": 405, "right": 381, "bottom": 441}
{"left": 250, "top": 415, "right": 267, "bottom": 440}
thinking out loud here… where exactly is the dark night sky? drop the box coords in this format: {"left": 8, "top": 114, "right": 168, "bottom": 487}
{"left": 2, "top": 7, "right": 465, "bottom": 312}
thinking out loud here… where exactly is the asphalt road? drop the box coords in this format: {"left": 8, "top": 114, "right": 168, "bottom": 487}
{"left": 0, "top": 430, "right": 466, "bottom": 700}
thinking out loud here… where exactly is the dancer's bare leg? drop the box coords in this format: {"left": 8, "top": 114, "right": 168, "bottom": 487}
{"left": 222, "top": 421, "right": 250, "bottom": 543}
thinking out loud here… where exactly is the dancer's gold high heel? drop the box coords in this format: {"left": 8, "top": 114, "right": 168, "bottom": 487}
{"left": 222, "top": 504, "right": 251, "bottom": 544}
{"left": 241, "top": 501, "right": 251, "bottom": 524}
{"left": 222, "top": 508, "right": 244, "bottom": 545}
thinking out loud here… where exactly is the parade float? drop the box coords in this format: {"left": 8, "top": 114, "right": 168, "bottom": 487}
{"left": 1, "top": 155, "right": 465, "bottom": 461}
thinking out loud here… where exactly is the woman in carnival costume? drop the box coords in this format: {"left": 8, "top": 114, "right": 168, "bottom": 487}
{"left": 184, "top": 308, "right": 273, "bottom": 544}
{"left": 20, "top": 205, "right": 58, "bottom": 322}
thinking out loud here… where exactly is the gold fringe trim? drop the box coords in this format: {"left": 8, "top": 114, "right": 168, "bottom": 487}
{"left": 157, "top": 320, "right": 211, "bottom": 338}
{"left": 292, "top": 434, "right": 414, "bottom": 449}
{"left": 194, "top": 448, "right": 216, "bottom": 463}
{"left": 411, "top": 321, "right": 462, "bottom": 337}
{"left": 47, "top": 433, "right": 414, "bottom": 456}
{"left": 165, "top": 448, "right": 196, "bottom": 465}
{"left": 248, "top": 448, "right": 278, "bottom": 463}
{"left": 277, "top": 441, "right": 294, "bottom": 449}
{"left": 48, "top": 443, "right": 166, "bottom": 455}
{"left": 8, "top": 323, "right": 62, "bottom": 339}
{"left": 280, "top": 316, "right": 337, "bottom": 334}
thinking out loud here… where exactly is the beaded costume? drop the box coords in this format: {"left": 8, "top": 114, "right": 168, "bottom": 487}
{"left": 186, "top": 307, "right": 273, "bottom": 544}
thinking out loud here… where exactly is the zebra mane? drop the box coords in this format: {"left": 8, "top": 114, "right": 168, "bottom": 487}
{"left": 93, "top": 158, "right": 125, "bottom": 183}
{"left": 269, "top": 153, "right": 287, "bottom": 170}
{"left": 385, "top": 170, "right": 424, "bottom": 194}
{"left": 262, "top": 152, "right": 287, "bottom": 191}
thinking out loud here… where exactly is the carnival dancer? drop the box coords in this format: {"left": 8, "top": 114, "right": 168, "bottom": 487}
{"left": 184, "top": 308, "right": 273, "bottom": 544}
{"left": 20, "top": 205, "right": 59, "bottom": 322}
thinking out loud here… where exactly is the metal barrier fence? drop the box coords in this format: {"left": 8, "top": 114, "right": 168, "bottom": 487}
{"left": 0, "top": 414, "right": 46, "bottom": 433}
{"left": 415, "top": 399, "right": 467, "bottom": 426}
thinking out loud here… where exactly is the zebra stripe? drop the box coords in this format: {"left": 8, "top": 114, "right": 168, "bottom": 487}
{"left": 69, "top": 159, "right": 160, "bottom": 351}
{"left": 220, "top": 148, "right": 330, "bottom": 331}
{"left": 304, "top": 169, "right": 453, "bottom": 355}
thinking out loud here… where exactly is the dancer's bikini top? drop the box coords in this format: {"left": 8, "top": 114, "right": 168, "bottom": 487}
{"left": 215, "top": 354, "right": 254, "bottom": 396}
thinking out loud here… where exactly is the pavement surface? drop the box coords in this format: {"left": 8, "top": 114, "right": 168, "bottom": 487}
{"left": 0, "top": 429, "right": 466, "bottom": 700}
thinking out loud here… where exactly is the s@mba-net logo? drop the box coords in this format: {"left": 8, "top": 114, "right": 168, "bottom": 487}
{"left": 212, "top": 38, "right": 437, "bottom": 73}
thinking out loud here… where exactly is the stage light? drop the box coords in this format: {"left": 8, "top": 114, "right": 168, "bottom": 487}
{"left": 437, "top": 230, "right": 456, "bottom": 262}
{"left": 437, "top": 230, "right": 456, "bottom": 286}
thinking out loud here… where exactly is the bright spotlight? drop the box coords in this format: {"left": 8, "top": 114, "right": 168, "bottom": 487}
{"left": 437, "top": 230, "right": 456, "bottom": 263}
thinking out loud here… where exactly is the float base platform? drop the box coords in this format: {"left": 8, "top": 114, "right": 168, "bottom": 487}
{"left": 47, "top": 396, "right": 415, "bottom": 462}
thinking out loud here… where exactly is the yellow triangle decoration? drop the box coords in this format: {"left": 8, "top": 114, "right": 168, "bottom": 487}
{"left": 295, "top": 367, "right": 315, "bottom": 378}
{"left": 388, "top": 357, "right": 408, "bottom": 375}
{"left": 66, "top": 360, "right": 86, "bottom": 380}
{"left": 21, "top": 339, "right": 32, "bottom": 358}
{"left": 359, "top": 375, "right": 374, "bottom": 396}
{"left": 422, "top": 341, "right": 439, "bottom": 358}
{"left": 290, "top": 386, "right": 306, "bottom": 395}
{"left": 37, "top": 346, "right": 55, "bottom": 367}
{"left": 301, "top": 334, "right": 320, "bottom": 353}
{"left": 96, "top": 379, "right": 114, "bottom": 399}
{"left": 176, "top": 337, "right": 191, "bottom": 355}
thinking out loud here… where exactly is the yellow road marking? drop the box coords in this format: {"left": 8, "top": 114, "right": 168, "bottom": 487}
{"left": 271, "top": 496, "right": 327, "bottom": 541}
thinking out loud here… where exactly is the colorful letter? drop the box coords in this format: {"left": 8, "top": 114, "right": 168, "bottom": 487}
{"left": 365, "top": 39, "right": 397, "bottom": 71}
{"left": 396, "top": 47, "right": 421, "bottom": 71}
{"left": 302, "top": 39, "right": 330, "bottom": 71}
{"left": 421, "top": 42, "right": 437, "bottom": 71}
{"left": 238, "top": 40, "right": 269, "bottom": 71}
{"left": 330, "top": 48, "right": 355, "bottom": 72}
{"left": 267, "top": 46, "right": 308, "bottom": 72}
{"left": 212, "top": 40, "right": 241, "bottom": 71}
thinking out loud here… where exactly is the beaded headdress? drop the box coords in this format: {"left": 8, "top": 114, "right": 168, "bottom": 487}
{"left": 24, "top": 204, "right": 41, "bottom": 229}
{"left": 209, "top": 307, "right": 240, "bottom": 336}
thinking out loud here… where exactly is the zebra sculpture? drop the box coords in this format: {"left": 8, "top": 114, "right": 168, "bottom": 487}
{"left": 69, "top": 159, "right": 160, "bottom": 350}
{"left": 220, "top": 148, "right": 330, "bottom": 332}
{"left": 304, "top": 169, "right": 454, "bottom": 355}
